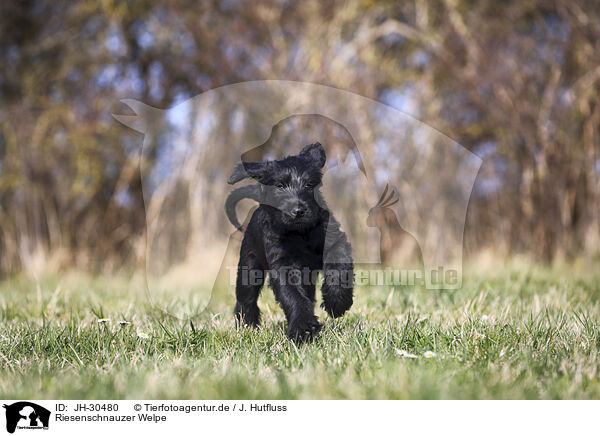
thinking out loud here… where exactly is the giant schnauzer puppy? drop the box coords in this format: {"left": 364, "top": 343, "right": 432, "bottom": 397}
{"left": 227, "top": 142, "right": 354, "bottom": 341}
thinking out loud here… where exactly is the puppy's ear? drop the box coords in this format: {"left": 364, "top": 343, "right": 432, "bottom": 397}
{"left": 300, "top": 142, "right": 326, "bottom": 168}
{"left": 228, "top": 161, "right": 271, "bottom": 184}
{"left": 228, "top": 163, "right": 248, "bottom": 184}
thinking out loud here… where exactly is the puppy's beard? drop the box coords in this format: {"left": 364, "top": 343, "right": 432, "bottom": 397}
{"left": 280, "top": 211, "right": 318, "bottom": 230}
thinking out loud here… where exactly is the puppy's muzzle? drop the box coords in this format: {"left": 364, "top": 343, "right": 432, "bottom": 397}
{"left": 284, "top": 200, "right": 308, "bottom": 219}
{"left": 291, "top": 206, "right": 306, "bottom": 217}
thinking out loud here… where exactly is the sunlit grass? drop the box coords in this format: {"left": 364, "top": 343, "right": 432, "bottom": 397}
{"left": 1, "top": 263, "right": 600, "bottom": 399}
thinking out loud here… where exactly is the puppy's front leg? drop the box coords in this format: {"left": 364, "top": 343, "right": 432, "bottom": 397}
{"left": 321, "top": 216, "right": 354, "bottom": 318}
{"left": 321, "top": 223, "right": 354, "bottom": 318}
{"left": 321, "top": 263, "right": 354, "bottom": 318}
{"left": 270, "top": 268, "right": 321, "bottom": 342}
{"left": 234, "top": 238, "right": 265, "bottom": 328}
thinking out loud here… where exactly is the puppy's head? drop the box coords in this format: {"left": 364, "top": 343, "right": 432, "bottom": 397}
{"left": 228, "top": 142, "right": 326, "bottom": 230}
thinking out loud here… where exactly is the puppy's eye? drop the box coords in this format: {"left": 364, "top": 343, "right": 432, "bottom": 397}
{"left": 276, "top": 183, "right": 285, "bottom": 189}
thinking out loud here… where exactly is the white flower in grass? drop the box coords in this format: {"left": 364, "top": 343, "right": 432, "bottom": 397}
{"left": 481, "top": 315, "right": 489, "bottom": 322}
{"left": 137, "top": 331, "right": 149, "bottom": 339}
{"left": 423, "top": 351, "right": 437, "bottom": 358}
{"left": 118, "top": 320, "right": 131, "bottom": 326}
{"left": 97, "top": 318, "right": 110, "bottom": 324}
{"left": 474, "top": 331, "right": 487, "bottom": 340}
{"left": 395, "top": 349, "right": 419, "bottom": 359}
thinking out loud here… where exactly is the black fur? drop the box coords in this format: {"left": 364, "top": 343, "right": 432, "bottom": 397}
{"left": 227, "top": 143, "right": 354, "bottom": 342}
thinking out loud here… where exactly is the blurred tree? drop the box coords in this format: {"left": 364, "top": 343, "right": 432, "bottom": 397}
{"left": 0, "top": 0, "right": 598, "bottom": 274}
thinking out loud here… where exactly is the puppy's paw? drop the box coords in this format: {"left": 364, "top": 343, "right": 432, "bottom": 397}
{"left": 321, "top": 285, "right": 353, "bottom": 318}
{"left": 287, "top": 315, "right": 322, "bottom": 342}
{"left": 234, "top": 303, "right": 261, "bottom": 328}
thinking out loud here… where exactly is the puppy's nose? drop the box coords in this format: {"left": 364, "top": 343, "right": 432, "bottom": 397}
{"left": 292, "top": 206, "right": 306, "bottom": 217}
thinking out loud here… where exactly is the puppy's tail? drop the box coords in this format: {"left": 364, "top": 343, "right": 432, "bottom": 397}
{"left": 225, "top": 184, "right": 261, "bottom": 231}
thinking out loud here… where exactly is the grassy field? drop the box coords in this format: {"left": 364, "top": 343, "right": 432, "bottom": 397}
{"left": 1, "top": 262, "right": 600, "bottom": 399}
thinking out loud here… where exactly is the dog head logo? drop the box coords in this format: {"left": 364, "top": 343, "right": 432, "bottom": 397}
{"left": 3, "top": 402, "right": 50, "bottom": 433}
{"left": 114, "top": 80, "right": 481, "bottom": 318}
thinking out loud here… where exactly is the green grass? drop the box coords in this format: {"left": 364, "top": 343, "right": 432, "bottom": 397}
{"left": 1, "top": 263, "right": 600, "bottom": 399}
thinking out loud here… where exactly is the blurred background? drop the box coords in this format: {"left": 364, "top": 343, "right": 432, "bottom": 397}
{"left": 0, "top": 0, "right": 599, "bottom": 277}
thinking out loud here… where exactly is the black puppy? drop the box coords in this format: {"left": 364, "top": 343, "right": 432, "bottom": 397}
{"left": 227, "top": 143, "right": 354, "bottom": 341}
